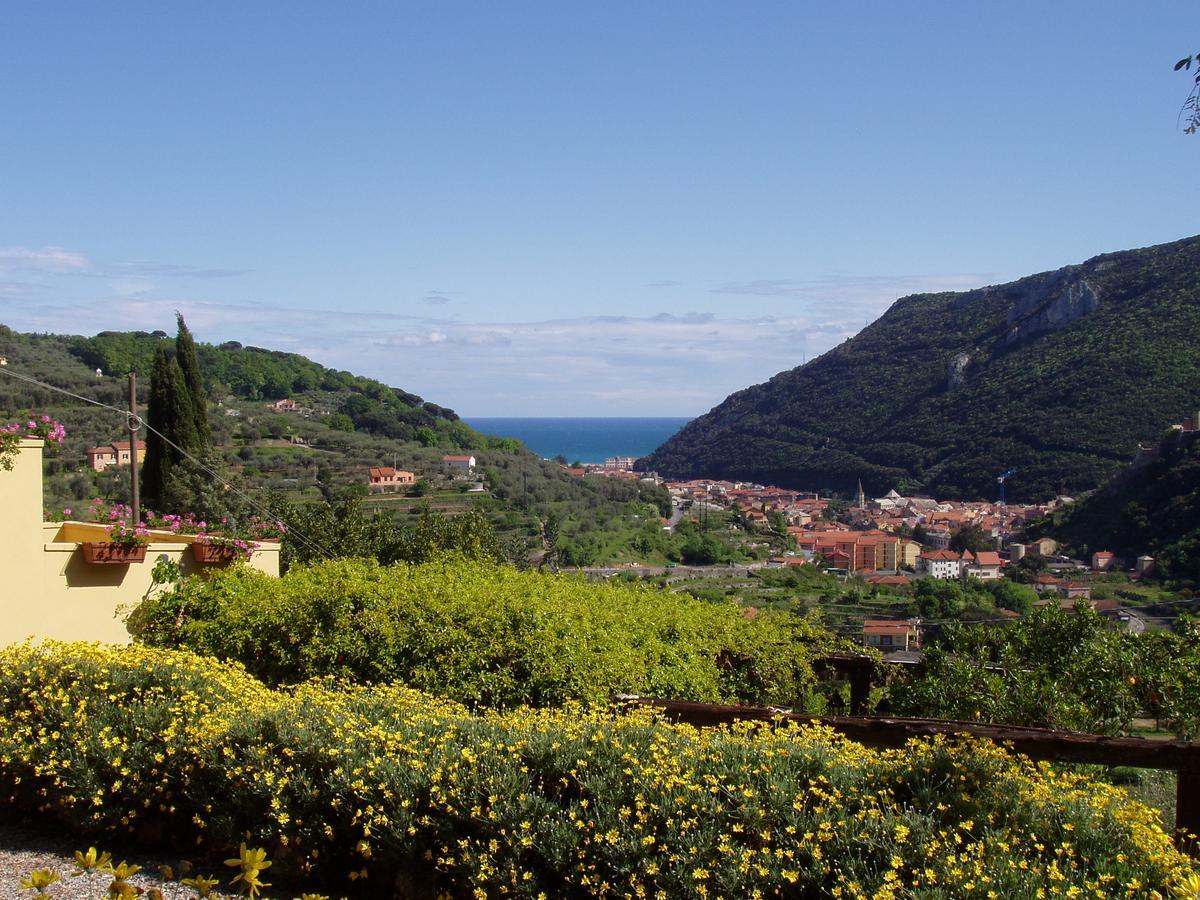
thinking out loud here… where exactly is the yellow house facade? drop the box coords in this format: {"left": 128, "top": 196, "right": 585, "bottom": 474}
{"left": 1, "top": 439, "right": 279, "bottom": 646}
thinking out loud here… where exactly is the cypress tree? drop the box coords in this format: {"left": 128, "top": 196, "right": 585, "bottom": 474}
{"left": 175, "top": 313, "right": 210, "bottom": 448}
{"left": 141, "top": 344, "right": 199, "bottom": 510}
{"left": 141, "top": 344, "right": 174, "bottom": 508}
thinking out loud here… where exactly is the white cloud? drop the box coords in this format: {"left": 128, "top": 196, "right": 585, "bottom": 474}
{"left": 0, "top": 245, "right": 244, "bottom": 283}
{"left": 0, "top": 250, "right": 991, "bottom": 414}
{"left": 0, "top": 246, "right": 93, "bottom": 272}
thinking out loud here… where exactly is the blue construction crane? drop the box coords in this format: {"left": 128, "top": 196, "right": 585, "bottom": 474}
{"left": 997, "top": 468, "right": 1017, "bottom": 505}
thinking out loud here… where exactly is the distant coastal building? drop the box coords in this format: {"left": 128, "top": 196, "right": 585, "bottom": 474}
{"left": 86, "top": 440, "right": 146, "bottom": 472}
{"left": 442, "top": 454, "right": 476, "bottom": 475}
{"left": 603, "top": 456, "right": 637, "bottom": 471}
{"left": 368, "top": 466, "right": 415, "bottom": 493}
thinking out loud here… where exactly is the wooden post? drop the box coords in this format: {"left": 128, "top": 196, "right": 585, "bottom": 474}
{"left": 1178, "top": 765, "right": 1200, "bottom": 851}
{"left": 128, "top": 373, "right": 139, "bottom": 526}
{"left": 848, "top": 667, "right": 872, "bottom": 716}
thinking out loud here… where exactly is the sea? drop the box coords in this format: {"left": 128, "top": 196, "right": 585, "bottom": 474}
{"left": 463, "top": 417, "right": 692, "bottom": 465}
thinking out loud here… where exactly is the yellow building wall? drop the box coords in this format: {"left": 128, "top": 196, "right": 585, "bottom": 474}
{"left": 1, "top": 440, "right": 279, "bottom": 647}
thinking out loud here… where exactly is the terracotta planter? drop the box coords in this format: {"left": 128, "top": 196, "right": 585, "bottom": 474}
{"left": 192, "top": 542, "right": 241, "bottom": 565}
{"left": 82, "top": 542, "right": 147, "bottom": 564}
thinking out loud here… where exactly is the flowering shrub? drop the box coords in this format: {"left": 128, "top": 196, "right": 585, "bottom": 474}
{"left": 246, "top": 515, "right": 286, "bottom": 541}
{"left": 194, "top": 530, "right": 258, "bottom": 557}
{"left": 76, "top": 498, "right": 151, "bottom": 548}
{"left": 130, "top": 556, "right": 841, "bottom": 708}
{"left": 0, "top": 413, "right": 65, "bottom": 470}
{"left": 0, "top": 642, "right": 1195, "bottom": 898}
{"left": 104, "top": 520, "right": 151, "bottom": 550}
{"left": 143, "top": 511, "right": 207, "bottom": 534}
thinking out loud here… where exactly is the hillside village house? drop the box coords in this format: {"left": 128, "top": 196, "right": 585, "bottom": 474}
{"left": 918, "top": 549, "right": 962, "bottom": 580}
{"left": 960, "top": 550, "right": 1004, "bottom": 580}
{"left": 793, "top": 530, "right": 920, "bottom": 575}
{"left": 0, "top": 439, "right": 278, "bottom": 646}
{"left": 862, "top": 618, "right": 921, "bottom": 652}
{"left": 85, "top": 439, "right": 146, "bottom": 472}
{"left": 368, "top": 466, "right": 415, "bottom": 493}
{"left": 442, "top": 454, "right": 476, "bottom": 475}
{"left": 270, "top": 398, "right": 312, "bottom": 414}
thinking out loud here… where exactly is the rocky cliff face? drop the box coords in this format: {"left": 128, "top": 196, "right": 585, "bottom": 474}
{"left": 946, "top": 352, "right": 971, "bottom": 390}
{"left": 1003, "top": 273, "right": 1099, "bottom": 346}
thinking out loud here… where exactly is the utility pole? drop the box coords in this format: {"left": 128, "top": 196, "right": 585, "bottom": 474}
{"left": 128, "top": 373, "right": 140, "bottom": 526}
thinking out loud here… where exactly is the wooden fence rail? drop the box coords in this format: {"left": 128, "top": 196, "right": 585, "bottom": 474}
{"left": 617, "top": 695, "right": 1200, "bottom": 851}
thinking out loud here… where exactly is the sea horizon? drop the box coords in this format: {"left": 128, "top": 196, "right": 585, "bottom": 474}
{"left": 464, "top": 416, "right": 692, "bottom": 465}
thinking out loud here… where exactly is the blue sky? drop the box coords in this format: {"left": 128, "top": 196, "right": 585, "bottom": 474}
{"left": 1, "top": 2, "right": 1196, "bottom": 415}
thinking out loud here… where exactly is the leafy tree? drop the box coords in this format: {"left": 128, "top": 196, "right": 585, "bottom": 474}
{"left": 988, "top": 579, "right": 1038, "bottom": 615}
{"left": 891, "top": 602, "right": 1200, "bottom": 737}
{"left": 913, "top": 578, "right": 967, "bottom": 619}
{"left": 680, "top": 533, "right": 727, "bottom": 566}
{"left": 1010, "top": 551, "right": 1049, "bottom": 583}
{"left": 950, "top": 524, "right": 992, "bottom": 554}
{"left": 1176, "top": 51, "right": 1200, "bottom": 134}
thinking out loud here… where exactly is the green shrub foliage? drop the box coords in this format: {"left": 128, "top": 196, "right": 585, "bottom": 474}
{"left": 131, "top": 556, "right": 841, "bottom": 709}
{"left": 891, "top": 602, "right": 1200, "bottom": 737}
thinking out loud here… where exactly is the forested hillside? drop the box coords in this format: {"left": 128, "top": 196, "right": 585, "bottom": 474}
{"left": 1046, "top": 428, "right": 1200, "bottom": 582}
{"left": 642, "top": 234, "right": 1200, "bottom": 501}
{"left": 0, "top": 324, "right": 677, "bottom": 563}
{"left": 68, "top": 329, "right": 474, "bottom": 446}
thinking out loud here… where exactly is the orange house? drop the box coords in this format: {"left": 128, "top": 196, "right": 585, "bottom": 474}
{"left": 368, "top": 466, "right": 416, "bottom": 493}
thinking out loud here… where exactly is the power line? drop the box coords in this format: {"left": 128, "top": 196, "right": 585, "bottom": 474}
{"left": 0, "top": 364, "right": 335, "bottom": 562}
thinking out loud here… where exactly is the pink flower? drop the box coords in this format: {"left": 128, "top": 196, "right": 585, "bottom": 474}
{"left": 63, "top": 508, "right": 72, "bottom": 516}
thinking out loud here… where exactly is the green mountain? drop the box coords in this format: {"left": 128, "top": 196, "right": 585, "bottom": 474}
{"left": 642, "top": 235, "right": 1200, "bottom": 502}
{"left": 1045, "top": 427, "right": 1200, "bottom": 582}
{"left": 0, "top": 324, "right": 671, "bottom": 563}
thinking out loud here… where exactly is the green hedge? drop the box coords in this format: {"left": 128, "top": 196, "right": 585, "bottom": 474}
{"left": 130, "top": 556, "right": 841, "bottom": 709}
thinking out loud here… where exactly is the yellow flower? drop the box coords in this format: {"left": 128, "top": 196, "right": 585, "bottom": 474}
{"left": 224, "top": 844, "right": 272, "bottom": 898}
{"left": 1176, "top": 872, "right": 1200, "bottom": 899}
{"left": 181, "top": 873, "right": 220, "bottom": 898}
{"left": 112, "top": 862, "right": 142, "bottom": 881}
{"left": 73, "top": 846, "right": 114, "bottom": 875}
{"left": 20, "top": 869, "right": 61, "bottom": 894}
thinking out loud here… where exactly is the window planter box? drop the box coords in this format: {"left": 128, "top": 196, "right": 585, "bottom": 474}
{"left": 192, "top": 543, "right": 241, "bottom": 565}
{"left": 82, "top": 542, "right": 147, "bottom": 565}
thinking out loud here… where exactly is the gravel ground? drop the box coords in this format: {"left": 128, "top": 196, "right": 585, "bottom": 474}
{"left": 0, "top": 821, "right": 237, "bottom": 899}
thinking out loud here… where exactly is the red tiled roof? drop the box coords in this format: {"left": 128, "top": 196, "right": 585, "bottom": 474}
{"left": 866, "top": 574, "right": 910, "bottom": 585}
{"left": 919, "top": 549, "right": 960, "bottom": 561}
{"left": 863, "top": 621, "right": 915, "bottom": 636}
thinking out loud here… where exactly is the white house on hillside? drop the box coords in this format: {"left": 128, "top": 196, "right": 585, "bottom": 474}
{"left": 918, "top": 549, "right": 962, "bottom": 580}
{"left": 442, "top": 454, "right": 476, "bottom": 475}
